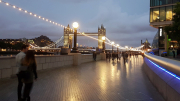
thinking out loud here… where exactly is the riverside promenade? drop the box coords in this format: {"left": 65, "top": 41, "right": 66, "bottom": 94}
{"left": 0, "top": 56, "right": 164, "bottom": 101}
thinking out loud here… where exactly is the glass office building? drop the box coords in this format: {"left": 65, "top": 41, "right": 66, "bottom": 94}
{"left": 150, "top": 0, "right": 180, "bottom": 7}
{"left": 150, "top": 0, "right": 179, "bottom": 23}
{"left": 149, "top": 0, "right": 179, "bottom": 55}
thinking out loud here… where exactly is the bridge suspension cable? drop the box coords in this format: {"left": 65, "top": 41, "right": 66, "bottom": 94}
{"left": 1, "top": 0, "right": 144, "bottom": 51}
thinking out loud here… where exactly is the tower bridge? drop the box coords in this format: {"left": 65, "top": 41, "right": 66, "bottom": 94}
{"left": 64, "top": 24, "right": 106, "bottom": 49}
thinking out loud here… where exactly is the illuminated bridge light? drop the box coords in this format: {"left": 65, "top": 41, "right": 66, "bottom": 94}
{"left": 148, "top": 59, "right": 180, "bottom": 80}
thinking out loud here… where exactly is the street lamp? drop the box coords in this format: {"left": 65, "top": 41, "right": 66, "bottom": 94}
{"left": 111, "top": 42, "right": 114, "bottom": 53}
{"left": 125, "top": 46, "right": 128, "bottom": 52}
{"left": 102, "top": 36, "right": 105, "bottom": 52}
{"left": 71, "top": 22, "right": 79, "bottom": 53}
{"left": 117, "top": 44, "right": 119, "bottom": 53}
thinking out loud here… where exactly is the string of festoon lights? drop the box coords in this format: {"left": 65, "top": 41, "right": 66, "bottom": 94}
{"left": 0, "top": 0, "right": 142, "bottom": 50}
{"left": 0, "top": 0, "right": 74, "bottom": 31}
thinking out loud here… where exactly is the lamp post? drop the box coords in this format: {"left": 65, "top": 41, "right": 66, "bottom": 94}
{"left": 71, "top": 22, "right": 79, "bottom": 53}
{"left": 111, "top": 42, "right": 114, "bottom": 53}
{"left": 102, "top": 36, "right": 105, "bottom": 53}
{"left": 125, "top": 46, "right": 128, "bottom": 52}
{"left": 117, "top": 44, "right": 119, "bottom": 53}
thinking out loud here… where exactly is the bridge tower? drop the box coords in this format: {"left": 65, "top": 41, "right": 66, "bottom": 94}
{"left": 98, "top": 25, "right": 106, "bottom": 49}
{"left": 63, "top": 24, "right": 106, "bottom": 49}
{"left": 63, "top": 24, "right": 73, "bottom": 48}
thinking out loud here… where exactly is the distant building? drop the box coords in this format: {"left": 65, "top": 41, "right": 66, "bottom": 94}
{"left": 141, "top": 39, "right": 151, "bottom": 51}
{"left": 152, "top": 32, "right": 159, "bottom": 49}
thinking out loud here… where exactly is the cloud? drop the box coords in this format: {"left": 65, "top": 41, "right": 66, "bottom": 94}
{"left": 0, "top": 0, "right": 157, "bottom": 47}
{"left": 52, "top": 0, "right": 97, "bottom": 3}
{"left": 85, "top": 0, "right": 157, "bottom": 47}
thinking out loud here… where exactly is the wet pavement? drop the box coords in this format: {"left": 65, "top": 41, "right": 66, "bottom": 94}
{"left": 0, "top": 56, "right": 164, "bottom": 101}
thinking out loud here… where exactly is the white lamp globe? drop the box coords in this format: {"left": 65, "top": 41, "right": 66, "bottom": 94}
{"left": 73, "top": 22, "right": 79, "bottom": 29}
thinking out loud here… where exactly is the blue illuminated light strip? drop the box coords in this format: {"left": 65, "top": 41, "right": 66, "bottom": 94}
{"left": 148, "top": 59, "right": 180, "bottom": 80}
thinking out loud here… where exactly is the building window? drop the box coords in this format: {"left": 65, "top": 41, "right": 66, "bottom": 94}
{"left": 166, "top": 6, "right": 172, "bottom": 21}
{"left": 150, "top": 8, "right": 153, "bottom": 22}
{"left": 151, "top": 0, "right": 180, "bottom": 7}
{"left": 150, "top": 0, "right": 153, "bottom": 7}
{"left": 153, "top": 8, "right": 160, "bottom": 22}
{"left": 160, "top": 0, "right": 166, "bottom": 5}
{"left": 154, "top": 0, "right": 160, "bottom": 6}
{"left": 160, "top": 7, "right": 166, "bottom": 21}
{"left": 150, "top": 6, "right": 175, "bottom": 23}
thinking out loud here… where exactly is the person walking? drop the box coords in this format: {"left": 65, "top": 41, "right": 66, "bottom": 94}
{"left": 93, "top": 51, "right": 97, "bottom": 61}
{"left": 173, "top": 49, "right": 175, "bottom": 58}
{"left": 20, "top": 50, "right": 38, "bottom": 101}
{"left": 16, "top": 45, "right": 29, "bottom": 101}
{"left": 118, "top": 52, "right": 121, "bottom": 60}
{"left": 122, "top": 52, "right": 126, "bottom": 64}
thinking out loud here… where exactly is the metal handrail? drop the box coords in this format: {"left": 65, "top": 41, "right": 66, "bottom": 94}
{"left": 144, "top": 52, "right": 180, "bottom": 76}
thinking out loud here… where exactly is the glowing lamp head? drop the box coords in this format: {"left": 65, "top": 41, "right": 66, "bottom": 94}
{"left": 117, "top": 44, "right": 119, "bottom": 47}
{"left": 111, "top": 42, "right": 114, "bottom": 45}
{"left": 125, "top": 46, "right": 128, "bottom": 49}
{"left": 73, "top": 22, "right": 79, "bottom": 29}
{"left": 102, "top": 36, "right": 105, "bottom": 41}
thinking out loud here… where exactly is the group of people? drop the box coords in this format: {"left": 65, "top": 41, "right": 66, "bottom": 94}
{"left": 106, "top": 52, "right": 140, "bottom": 64}
{"left": 16, "top": 45, "right": 38, "bottom": 101}
{"left": 106, "top": 52, "right": 121, "bottom": 61}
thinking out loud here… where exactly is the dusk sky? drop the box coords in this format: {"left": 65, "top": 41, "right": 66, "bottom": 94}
{"left": 0, "top": 0, "right": 157, "bottom": 48}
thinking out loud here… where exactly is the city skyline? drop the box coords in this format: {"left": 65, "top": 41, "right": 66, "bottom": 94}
{"left": 0, "top": 0, "right": 157, "bottom": 47}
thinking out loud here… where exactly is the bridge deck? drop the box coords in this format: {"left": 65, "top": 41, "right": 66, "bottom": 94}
{"left": 0, "top": 56, "right": 164, "bottom": 101}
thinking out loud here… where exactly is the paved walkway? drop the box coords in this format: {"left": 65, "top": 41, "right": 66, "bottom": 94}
{"left": 0, "top": 56, "right": 164, "bottom": 101}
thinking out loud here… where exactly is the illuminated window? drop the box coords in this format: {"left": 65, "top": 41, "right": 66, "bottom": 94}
{"left": 160, "top": 7, "right": 165, "bottom": 21}
{"left": 150, "top": 9, "right": 153, "bottom": 22}
{"left": 166, "top": 6, "right": 172, "bottom": 21}
{"left": 153, "top": 8, "right": 159, "bottom": 22}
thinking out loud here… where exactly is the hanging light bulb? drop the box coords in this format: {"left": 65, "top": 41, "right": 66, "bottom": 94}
{"left": 30, "top": 13, "right": 32, "bottom": 15}
{"left": 13, "top": 6, "right": 16, "bottom": 8}
{"left": 25, "top": 10, "right": 27, "bottom": 13}
{"left": 0, "top": 0, "right": 1, "bottom": 3}
{"left": 39, "top": 16, "right": 41, "bottom": 18}
{"left": 6, "top": 3, "right": 9, "bottom": 5}
{"left": 34, "top": 14, "right": 37, "bottom": 17}
{"left": 19, "top": 8, "right": 21, "bottom": 11}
